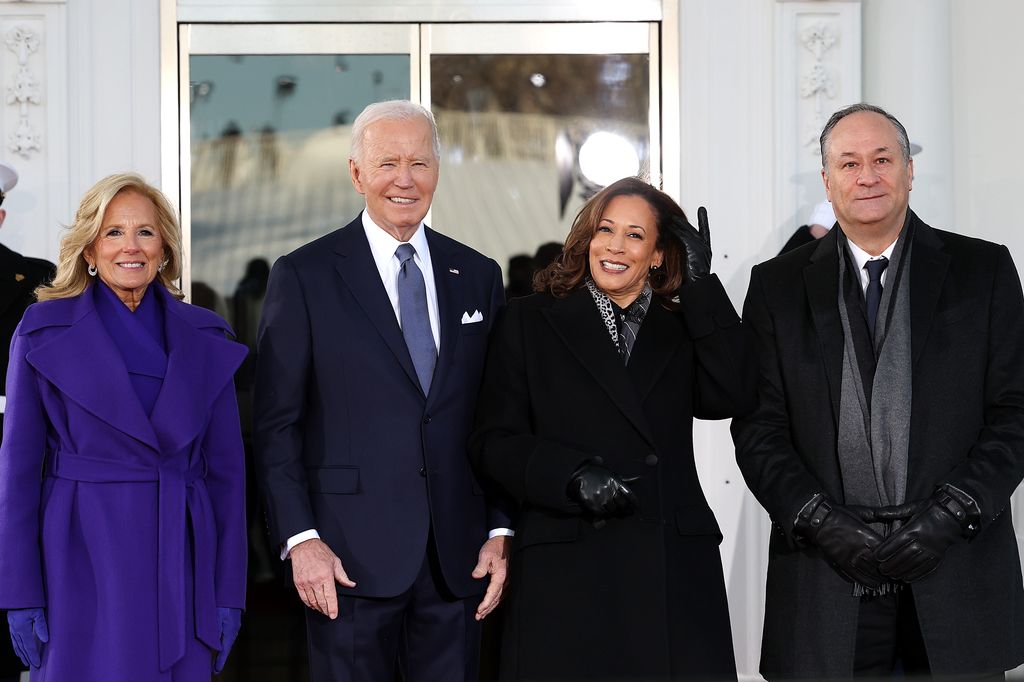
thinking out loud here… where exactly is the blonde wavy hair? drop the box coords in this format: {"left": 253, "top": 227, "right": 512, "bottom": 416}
{"left": 36, "top": 172, "right": 184, "bottom": 302}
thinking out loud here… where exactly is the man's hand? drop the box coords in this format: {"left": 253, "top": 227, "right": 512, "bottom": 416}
{"left": 875, "top": 486, "right": 978, "bottom": 583}
{"left": 794, "top": 495, "right": 885, "bottom": 588}
{"left": 472, "top": 535, "right": 510, "bottom": 621}
{"left": 289, "top": 538, "right": 356, "bottom": 619}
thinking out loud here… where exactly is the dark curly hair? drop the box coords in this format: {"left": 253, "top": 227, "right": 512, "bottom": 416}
{"left": 533, "top": 177, "right": 687, "bottom": 309}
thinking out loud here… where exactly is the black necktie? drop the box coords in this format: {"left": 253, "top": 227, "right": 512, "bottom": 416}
{"left": 864, "top": 257, "right": 890, "bottom": 338}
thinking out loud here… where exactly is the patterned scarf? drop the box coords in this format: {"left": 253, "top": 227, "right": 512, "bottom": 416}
{"left": 585, "top": 277, "right": 652, "bottom": 364}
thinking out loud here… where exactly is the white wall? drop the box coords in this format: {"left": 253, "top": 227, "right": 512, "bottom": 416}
{"left": 950, "top": 0, "right": 1024, "bottom": 262}
{"left": 0, "top": 0, "right": 159, "bottom": 263}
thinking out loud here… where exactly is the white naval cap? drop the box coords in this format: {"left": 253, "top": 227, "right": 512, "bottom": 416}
{"left": 809, "top": 200, "right": 836, "bottom": 229}
{"left": 0, "top": 161, "right": 17, "bottom": 205}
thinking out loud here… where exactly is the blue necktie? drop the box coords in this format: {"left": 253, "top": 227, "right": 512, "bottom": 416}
{"left": 396, "top": 243, "right": 436, "bottom": 394}
{"left": 865, "top": 256, "right": 889, "bottom": 339}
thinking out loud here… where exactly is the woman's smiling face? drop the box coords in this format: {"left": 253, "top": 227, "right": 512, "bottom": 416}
{"left": 588, "top": 194, "right": 663, "bottom": 308}
{"left": 84, "top": 190, "right": 165, "bottom": 310}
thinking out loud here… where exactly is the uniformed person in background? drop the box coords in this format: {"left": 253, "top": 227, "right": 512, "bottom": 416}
{"left": 0, "top": 160, "right": 55, "bottom": 682}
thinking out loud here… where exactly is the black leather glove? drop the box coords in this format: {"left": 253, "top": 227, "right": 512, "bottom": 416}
{"left": 667, "top": 206, "right": 712, "bottom": 283}
{"left": 875, "top": 485, "right": 980, "bottom": 583}
{"left": 793, "top": 494, "right": 885, "bottom": 589}
{"left": 566, "top": 460, "right": 638, "bottom": 519}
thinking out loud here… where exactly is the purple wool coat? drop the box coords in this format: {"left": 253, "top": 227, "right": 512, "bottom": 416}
{"left": 0, "top": 283, "right": 247, "bottom": 681}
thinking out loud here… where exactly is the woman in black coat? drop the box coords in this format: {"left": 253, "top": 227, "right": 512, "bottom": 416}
{"left": 470, "top": 177, "right": 756, "bottom": 681}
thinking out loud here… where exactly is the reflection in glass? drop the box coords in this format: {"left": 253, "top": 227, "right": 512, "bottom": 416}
{"left": 189, "top": 54, "right": 409, "bottom": 300}
{"left": 429, "top": 54, "right": 650, "bottom": 286}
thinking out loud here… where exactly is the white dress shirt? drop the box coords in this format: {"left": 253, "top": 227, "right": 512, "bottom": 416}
{"left": 361, "top": 210, "right": 441, "bottom": 350}
{"left": 846, "top": 237, "right": 898, "bottom": 294}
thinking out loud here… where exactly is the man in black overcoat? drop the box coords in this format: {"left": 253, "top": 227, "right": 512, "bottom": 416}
{"left": 732, "top": 104, "right": 1024, "bottom": 679}
{"left": 0, "top": 160, "right": 55, "bottom": 681}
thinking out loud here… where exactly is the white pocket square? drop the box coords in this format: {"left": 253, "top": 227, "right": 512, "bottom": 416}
{"left": 461, "top": 310, "right": 484, "bottom": 324}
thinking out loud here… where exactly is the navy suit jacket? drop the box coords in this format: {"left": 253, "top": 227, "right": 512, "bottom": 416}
{"left": 254, "top": 215, "right": 510, "bottom": 599}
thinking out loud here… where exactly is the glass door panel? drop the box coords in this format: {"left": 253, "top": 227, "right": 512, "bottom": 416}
{"left": 182, "top": 25, "right": 416, "bottom": 306}
{"left": 423, "top": 23, "right": 658, "bottom": 290}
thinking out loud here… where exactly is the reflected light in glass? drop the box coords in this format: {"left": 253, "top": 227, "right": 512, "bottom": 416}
{"left": 529, "top": 73, "right": 546, "bottom": 88}
{"left": 578, "top": 131, "right": 639, "bottom": 187}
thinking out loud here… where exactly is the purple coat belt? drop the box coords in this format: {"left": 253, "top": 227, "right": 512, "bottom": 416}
{"left": 46, "top": 448, "right": 219, "bottom": 669}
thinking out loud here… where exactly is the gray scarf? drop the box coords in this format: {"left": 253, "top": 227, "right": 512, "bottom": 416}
{"left": 835, "top": 227, "right": 913, "bottom": 596}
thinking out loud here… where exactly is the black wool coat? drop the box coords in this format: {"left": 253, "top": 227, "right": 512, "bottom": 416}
{"left": 471, "top": 274, "right": 755, "bottom": 681}
{"left": 732, "top": 212, "right": 1024, "bottom": 679}
{"left": 0, "top": 244, "right": 53, "bottom": 432}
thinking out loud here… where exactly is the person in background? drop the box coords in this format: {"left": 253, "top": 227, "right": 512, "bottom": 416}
{"left": 471, "top": 176, "right": 755, "bottom": 680}
{"left": 0, "top": 172, "right": 248, "bottom": 680}
{"left": 778, "top": 200, "right": 836, "bottom": 255}
{"left": 0, "top": 161, "right": 55, "bottom": 682}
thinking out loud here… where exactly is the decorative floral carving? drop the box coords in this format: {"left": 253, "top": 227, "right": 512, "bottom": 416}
{"left": 798, "top": 21, "right": 839, "bottom": 153}
{"left": 4, "top": 25, "right": 43, "bottom": 158}
{"left": 799, "top": 22, "right": 837, "bottom": 61}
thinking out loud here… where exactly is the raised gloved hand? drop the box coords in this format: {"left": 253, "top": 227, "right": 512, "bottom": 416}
{"left": 667, "top": 206, "right": 712, "bottom": 283}
{"left": 7, "top": 607, "right": 48, "bottom": 668}
{"left": 566, "top": 460, "right": 638, "bottom": 519}
{"left": 875, "top": 485, "right": 980, "bottom": 583}
{"left": 214, "top": 607, "right": 243, "bottom": 674}
{"left": 793, "top": 495, "right": 885, "bottom": 589}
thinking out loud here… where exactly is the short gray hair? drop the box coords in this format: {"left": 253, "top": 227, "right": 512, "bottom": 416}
{"left": 820, "top": 103, "right": 911, "bottom": 170}
{"left": 349, "top": 100, "right": 441, "bottom": 164}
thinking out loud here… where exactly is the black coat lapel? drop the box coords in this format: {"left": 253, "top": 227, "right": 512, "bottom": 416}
{"left": 543, "top": 288, "right": 656, "bottom": 447}
{"left": 332, "top": 222, "right": 422, "bottom": 395}
{"left": 626, "top": 302, "right": 685, "bottom": 405}
{"left": 425, "top": 228, "right": 462, "bottom": 407}
{"left": 804, "top": 229, "right": 844, "bottom": 420}
{"left": 907, "top": 213, "right": 950, "bottom": 366}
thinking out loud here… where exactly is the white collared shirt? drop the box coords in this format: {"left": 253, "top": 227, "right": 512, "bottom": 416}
{"left": 846, "top": 237, "right": 898, "bottom": 294}
{"left": 361, "top": 210, "right": 441, "bottom": 350}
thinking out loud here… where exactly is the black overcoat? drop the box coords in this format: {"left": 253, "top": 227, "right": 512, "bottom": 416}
{"left": 0, "top": 243, "right": 53, "bottom": 438}
{"left": 732, "top": 212, "right": 1024, "bottom": 678}
{"left": 471, "top": 274, "right": 755, "bottom": 681}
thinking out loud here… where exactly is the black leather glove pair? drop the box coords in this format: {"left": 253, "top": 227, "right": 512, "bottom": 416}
{"left": 566, "top": 459, "right": 638, "bottom": 519}
{"left": 795, "top": 485, "right": 980, "bottom": 586}
{"left": 666, "top": 206, "right": 712, "bottom": 284}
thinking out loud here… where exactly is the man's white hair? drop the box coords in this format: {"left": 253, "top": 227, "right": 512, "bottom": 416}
{"left": 349, "top": 100, "right": 441, "bottom": 164}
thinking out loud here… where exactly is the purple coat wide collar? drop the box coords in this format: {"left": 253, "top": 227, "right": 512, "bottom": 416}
{"left": 21, "top": 283, "right": 245, "bottom": 454}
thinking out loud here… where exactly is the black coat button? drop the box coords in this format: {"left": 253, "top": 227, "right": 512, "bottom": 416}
{"left": 419, "top": 466, "right": 427, "bottom": 477}
{"left": 423, "top": 415, "right": 432, "bottom": 424}
{"left": 645, "top": 454, "right": 659, "bottom": 466}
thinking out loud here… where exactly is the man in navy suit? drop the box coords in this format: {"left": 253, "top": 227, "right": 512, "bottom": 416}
{"left": 254, "top": 100, "right": 512, "bottom": 680}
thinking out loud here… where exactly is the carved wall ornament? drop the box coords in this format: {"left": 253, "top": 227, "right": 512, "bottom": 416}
{"left": 5, "top": 24, "right": 43, "bottom": 158}
{"left": 798, "top": 20, "right": 839, "bottom": 153}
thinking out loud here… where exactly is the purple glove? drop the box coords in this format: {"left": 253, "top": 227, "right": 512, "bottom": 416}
{"left": 214, "top": 607, "right": 242, "bottom": 674}
{"left": 7, "top": 608, "right": 48, "bottom": 668}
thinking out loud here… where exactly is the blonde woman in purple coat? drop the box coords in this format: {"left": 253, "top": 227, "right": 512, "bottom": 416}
{"left": 0, "top": 173, "right": 248, "bottom": 680}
